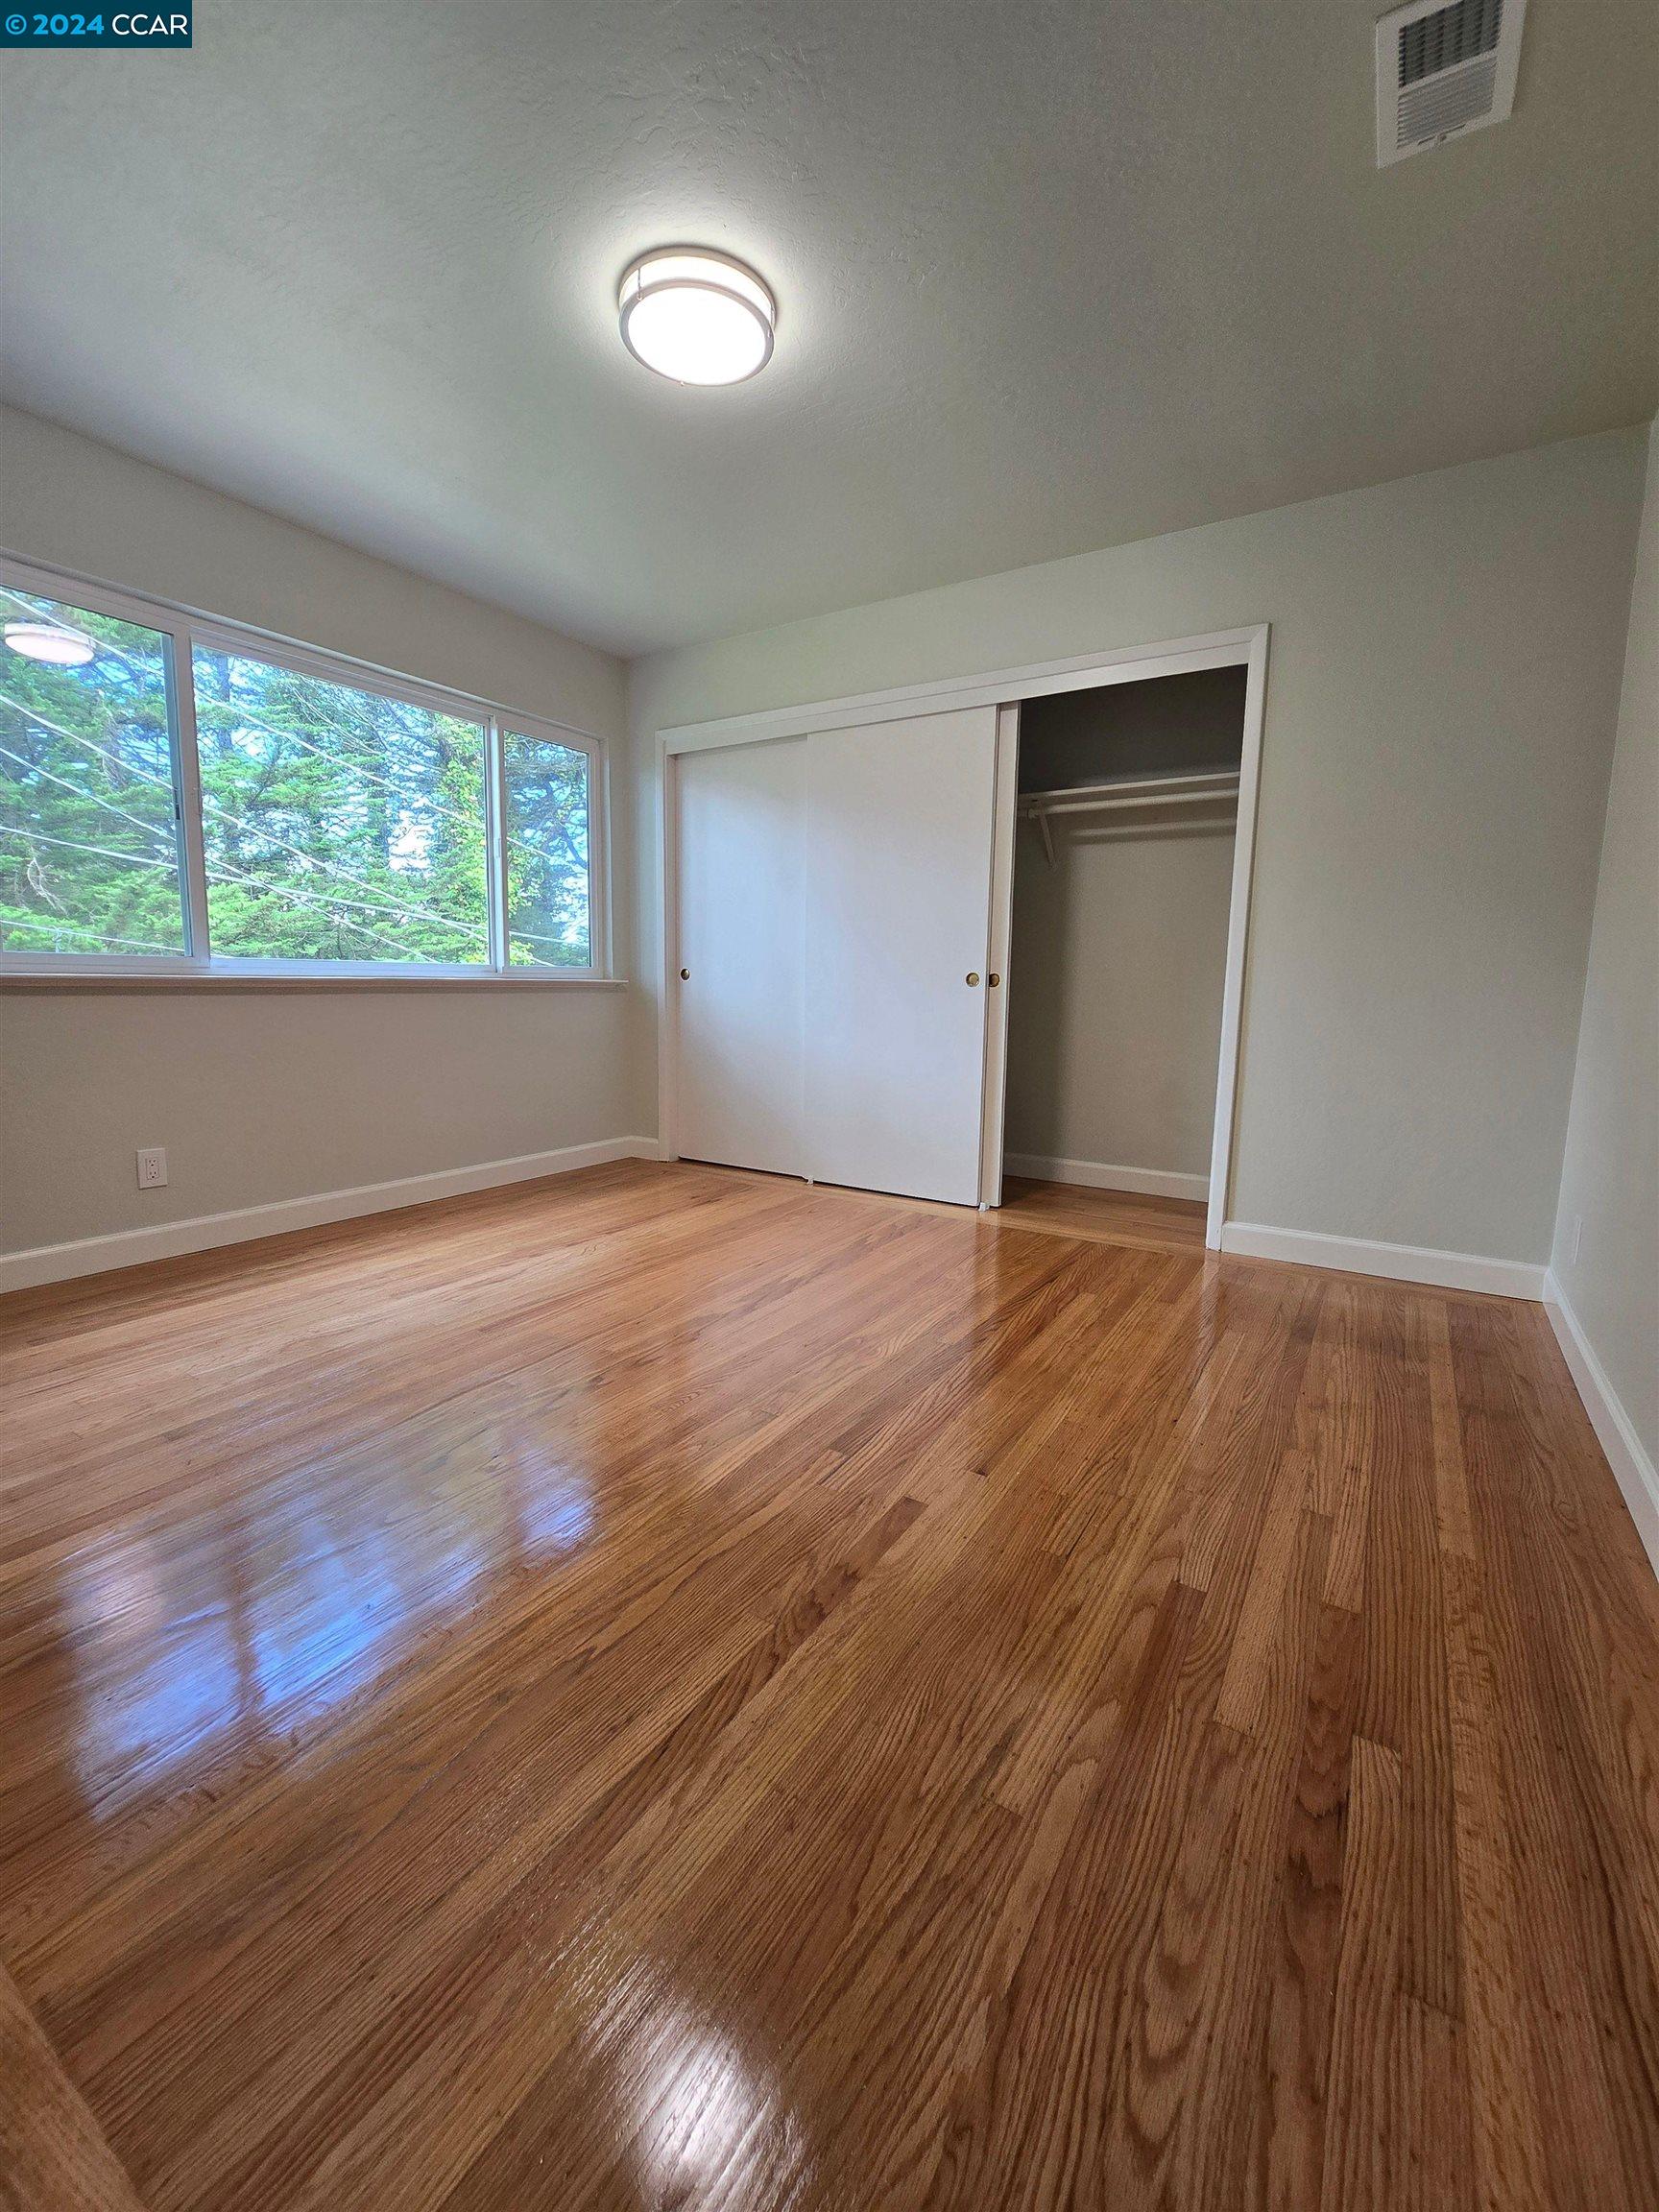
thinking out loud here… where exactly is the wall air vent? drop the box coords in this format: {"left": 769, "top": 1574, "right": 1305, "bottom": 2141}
{"left": 1376, "top": 0, "right": 1527, "bottom": 166}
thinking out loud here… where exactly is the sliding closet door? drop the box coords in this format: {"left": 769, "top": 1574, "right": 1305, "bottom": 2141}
{"left": 676, "top": 737, "right": 805, "bottom": 1175}
{"left": 805, "top": 707, "right": 998, "bottom": 1205}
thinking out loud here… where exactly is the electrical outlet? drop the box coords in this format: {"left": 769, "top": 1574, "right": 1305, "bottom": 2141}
{"left": 136, "top": 1146, "right": 168, "bottom": 1190}
{"left": 1571, "top": 1214, "right": 1584, "bottom": 1266}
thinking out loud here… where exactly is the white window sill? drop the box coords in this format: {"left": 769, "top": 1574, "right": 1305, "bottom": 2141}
{"left": 0, "top": 969, "right": 627, "bottom": 994}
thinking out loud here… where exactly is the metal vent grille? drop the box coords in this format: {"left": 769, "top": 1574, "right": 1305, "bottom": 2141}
{"left": 1399, "top": 0, "right": 1503, "bottom": 89}
{"left": 1398, "top": 55, "right": 1500, "bottom": 145}
{"left": 1376, "top": 0, "right": 1526, "bottom": 165}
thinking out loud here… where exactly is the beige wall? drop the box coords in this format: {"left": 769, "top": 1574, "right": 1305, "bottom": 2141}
{"left": 0, "top": 988, "right": 634, "bottom": 1251}
{"left": 631, "top": 431, "right": 1647, "bottom": 1264}
{"left": 1551, "top": 421, "right": 1659, "bottom": 1464}
{"left": 0, "top": 406, "right": 637, "bottom": 1257}
{"left": 1005, "top": 820, "right": 1233, "bottom": 1178}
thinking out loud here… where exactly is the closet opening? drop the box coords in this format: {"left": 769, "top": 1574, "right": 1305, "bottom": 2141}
{"left": 995, "top": 664, "right": 1248, "bottom": 1244}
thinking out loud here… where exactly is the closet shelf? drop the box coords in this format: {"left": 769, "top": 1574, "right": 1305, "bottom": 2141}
{"left": 1019, "top": 770, "right": 1240, "bottom": 863}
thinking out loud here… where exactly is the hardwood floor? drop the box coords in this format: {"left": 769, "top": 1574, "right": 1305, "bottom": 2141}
{"left": 1, "top": 1158, "right": 1655, "bottom": 2210}
{"left": 684, "top": 1165, "right": 1209, "bottom": 1254}
{"left": 995, "top": 1174, "right": 1208, "bottom": 1250}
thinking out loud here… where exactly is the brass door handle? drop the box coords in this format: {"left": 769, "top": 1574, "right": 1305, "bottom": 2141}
{"left": 966, "top": 972, "right": 980, "bottom": 987}
{"left": 988, "top": 973, "right": 1001, "bottom": 987}
{"left": 680, "top": 967, "right": 690, "bottom": 980}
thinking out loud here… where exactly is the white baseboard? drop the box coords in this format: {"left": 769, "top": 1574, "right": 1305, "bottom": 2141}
{"left": 0, "top": 1137, "right": 661, "bottom": 1295}
{"left": 1544, "top": 1273, "right": 1659, "bottom": 1579}
{"left": 1003, "top": 1153, "right": 1210, "bottom": 1203}
{"left": 1219, "top": 1220, "right": 1545, "bottom": 1301}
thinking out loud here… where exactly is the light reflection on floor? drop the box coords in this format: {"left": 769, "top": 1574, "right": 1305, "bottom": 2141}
{"left": 627, "top": 1992, "right": 808, "bottom": 2207}
{"left": 61, "top": 1442, "right": 597, "bottom": 1820}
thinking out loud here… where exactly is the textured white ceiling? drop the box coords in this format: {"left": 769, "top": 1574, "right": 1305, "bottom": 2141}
{"left": 1, "top": 1, "right": 1654, "bottom": 655}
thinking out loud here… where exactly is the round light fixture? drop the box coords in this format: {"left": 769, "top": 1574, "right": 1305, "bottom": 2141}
{"left": 617, "top": 247, "right": 775, "bottom": 386}
{"left": 4, "top": 619, "right": 96, "bottom": 666}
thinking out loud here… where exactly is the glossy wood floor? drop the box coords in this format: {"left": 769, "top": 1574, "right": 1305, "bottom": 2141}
{"left": 996, "top": 1175, "right": 1208, "bottom": 1250}
{"left": 2, "top": 1159, "right": 1656, "bottom": 2211}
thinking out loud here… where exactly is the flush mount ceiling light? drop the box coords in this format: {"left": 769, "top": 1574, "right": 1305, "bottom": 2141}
{"left": 3, "top": 619, "right": 96, "bottom": 666}
{"left": 617, "top": 248, "right": 776, "bottom": 386}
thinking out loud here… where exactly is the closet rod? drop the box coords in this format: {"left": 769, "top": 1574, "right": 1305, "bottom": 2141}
{"left": 1024, "top": 786, "right": 1238, "bottom": 817}
{"left": 1020, "top": 769, "right": 1239, "bottom": 809}
{"left": 1019, "top": 771, "right": 1239, "bottom": 863}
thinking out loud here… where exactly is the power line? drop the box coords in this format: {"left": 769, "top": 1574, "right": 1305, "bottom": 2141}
{"left": 3, "top": 675, "right": 589, "bottom": 958}
{"left": 0, "top": 732, "right": 179, "bottom": 853}
{"left": 191, "top": 667, "right": 486, "bottom": 833}
{"left": 0, "top": 821, "right": 476, "bottom": 960}
{"left": 1, "top": 912, "right": 181, "bottom": 956}
{"left": 0, "top": 685, "right": 176, "bottom": 796}
{"left": 203, "top": 856, "right": 467, "bottom": 962}
{"left": 2, "top": 813, "right": 574, "bottom": 962}
{"left": 2, "top": 595, "right": 589, "bottom": 862}
{"left": 1, "top": 690, "right": 490, "bottom": 942}
{"left": 0, "top": 821, "right": 179, "bottom": 873}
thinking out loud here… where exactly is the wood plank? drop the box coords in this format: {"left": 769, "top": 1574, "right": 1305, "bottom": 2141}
{"left": 1321, "top": 1736, "right": 1404, "bottom": 2212}
{"left": 1215, "top": 1447, "right": 1312, "bottom": 1734}
{"left": 1357, "top": 1289, "right": 1460, "bottom": 2015}
{"left": 0, "top": 1960, "right": 146, "bottom": 2211}
{"left": 1426, "top": 1302, "right": 1476, "bottom": 1563}
{"left": 1248, "top": 1589, "right": 1359, "bottom": 2212}
{"left": 1441, "top": 1551, "right": 1550, "bottom": 2212}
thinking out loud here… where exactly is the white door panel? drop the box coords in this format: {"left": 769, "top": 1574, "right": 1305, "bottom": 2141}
{"left": 676, "top": 737, "right": 805, "bottom": 1176}
{"left": 805, "top": 707, "right": 998, "bottom": 1205}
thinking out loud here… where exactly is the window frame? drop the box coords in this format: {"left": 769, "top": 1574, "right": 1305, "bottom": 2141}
{"left": 0, "top": 553, "right": 611, "bottom": 985}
